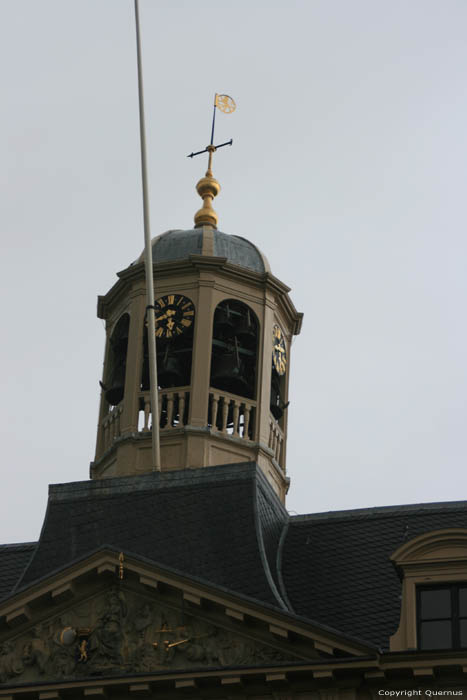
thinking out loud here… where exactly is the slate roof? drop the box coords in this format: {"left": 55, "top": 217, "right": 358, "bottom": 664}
{"left": 0, "top": 543, "right": 36, "bottom": 601}
{"left": 281, "top": 501, "right": 467, "bottom": 650}
{"left": 2, "top": 463, "right": 467, "bottom": 653}
{"left": 133, "top": 229, "right": 269, "bottom": 273}
{"left": 14, "top": 463, "right": 288, "bottom": 611}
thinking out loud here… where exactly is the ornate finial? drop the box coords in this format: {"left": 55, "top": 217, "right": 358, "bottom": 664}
{"left": 188, "top": 94, "right": 236, "bottom": 229}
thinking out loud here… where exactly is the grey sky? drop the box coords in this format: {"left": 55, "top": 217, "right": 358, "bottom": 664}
{"left": 1, "top": 0, "right": 466, "bottom": 543}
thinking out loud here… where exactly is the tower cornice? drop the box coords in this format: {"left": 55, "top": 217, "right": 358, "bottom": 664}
{"left": 98, "top": 258, "right": 303, "bottom": 335}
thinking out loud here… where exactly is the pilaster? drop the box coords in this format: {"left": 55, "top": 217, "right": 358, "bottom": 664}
{"left": 188, "top": 273, "right": 216, "bottom": 428}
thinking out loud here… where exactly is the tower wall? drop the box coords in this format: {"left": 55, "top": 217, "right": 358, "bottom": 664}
{"left": 91, "top": 243, "right": 302, "bottom": 504}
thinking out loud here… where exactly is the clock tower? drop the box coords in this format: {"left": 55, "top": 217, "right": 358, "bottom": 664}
{"left": 91, "top": 162, "right": 302, "bottom": 503}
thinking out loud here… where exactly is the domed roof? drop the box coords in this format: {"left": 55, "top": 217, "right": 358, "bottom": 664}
{"left": 136, "top": 229, "right": 270, "bottom": 274}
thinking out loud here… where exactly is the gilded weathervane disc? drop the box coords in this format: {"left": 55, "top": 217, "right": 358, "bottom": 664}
{"left": 215, "top": 94, "right": 236, "bottom": 114}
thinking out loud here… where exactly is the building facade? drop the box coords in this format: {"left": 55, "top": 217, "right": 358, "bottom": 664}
{"left": 0, "top": 162, "right": 466, "bottom": 699}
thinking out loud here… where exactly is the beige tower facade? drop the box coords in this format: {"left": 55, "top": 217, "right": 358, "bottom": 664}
{"left": 91, "top": 222, "right": 302, "bottom": 502}
{"left": 91, "top": 149, "right": 302, "bottom": 502}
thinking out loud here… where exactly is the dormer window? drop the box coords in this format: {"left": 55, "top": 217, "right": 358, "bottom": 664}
{"left": 418, "top": 584, "right": 467, "bottom": 650}
{"left": 389, "top": 529, "right": 467, "bottom": 652}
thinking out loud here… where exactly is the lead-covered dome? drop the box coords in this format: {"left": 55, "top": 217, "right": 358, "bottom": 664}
{"left": 136, "top": 229, "right": 270, "bottom": 274}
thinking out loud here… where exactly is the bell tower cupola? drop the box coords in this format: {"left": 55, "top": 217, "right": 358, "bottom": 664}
{"left": 91, "top": 132, "right": 302, "bottom": 503}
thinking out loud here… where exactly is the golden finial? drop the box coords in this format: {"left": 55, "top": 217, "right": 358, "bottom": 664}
{"left": 187, "top": 94, "right": 236, "bottom": 229}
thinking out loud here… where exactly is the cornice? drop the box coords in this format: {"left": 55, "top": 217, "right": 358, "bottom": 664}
{"left": 97, "top": 258, "right": 303, "bottom": 334}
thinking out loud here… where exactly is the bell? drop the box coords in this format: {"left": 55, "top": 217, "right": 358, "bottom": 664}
{"left": 234, "top": 309, "right": 256, "bottom": 348}
{"left": 158, "top": 348, "right": 184, "bottom": 388}
{"left": 105, "top": 362, "right": 126, "bottom": 406}
{"left": 211, "top": 353, "right": 249, "bottom": 396}
{"left": 214, "top": 304, "right": 235, "bottom": 334}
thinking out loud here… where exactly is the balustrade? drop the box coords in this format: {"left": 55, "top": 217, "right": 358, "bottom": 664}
{"left": 101, "top": 404, "right": 123, "bottom": 452}
{"left": 208, "top": 390, "right": 256, "bottom": 440}
{"left": 269, "top": 417, "right": 285, "bottom": 469}
{"left": 138, "top": 388, "right": 190, "bottom": 432}
{"left": 101, "top": 387, "right": 258, "bottom": 447}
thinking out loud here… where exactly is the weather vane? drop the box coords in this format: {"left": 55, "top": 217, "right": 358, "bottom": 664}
{"left": 189, "top": 94, "right": 236, "bottom": 229}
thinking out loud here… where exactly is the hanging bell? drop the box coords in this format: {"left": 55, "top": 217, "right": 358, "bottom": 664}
{"left": 214, "top": 304, "right": 235, "bottom": 335}
{"left": 211, "top": 353, "right": 249, "bottom": 396}
{"left": 105, "top": 362, "right": 126, "bottom": 406}
{"left": 158, "top": 348, "right": 184, "bottom": 388}
{"left": 234, "top": 309, "right": 256, "bottom": 349}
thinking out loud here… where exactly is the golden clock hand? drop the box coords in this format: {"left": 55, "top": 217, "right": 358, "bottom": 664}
{"left": 166, "top": 637, "right": 190, "bottom": 649}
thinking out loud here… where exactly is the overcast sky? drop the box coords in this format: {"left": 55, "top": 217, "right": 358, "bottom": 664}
{"left": 1, "top": 0, "right": 466, "bottom": 543}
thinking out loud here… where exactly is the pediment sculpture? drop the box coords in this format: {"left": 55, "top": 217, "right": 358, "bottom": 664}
{"left": 0, "top": 585, "right": 304, "bottom": 683}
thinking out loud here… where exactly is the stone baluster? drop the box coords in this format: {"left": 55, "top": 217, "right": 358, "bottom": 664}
{"left": 211, "top": 394, "right": 219, "bottom": 430}
{"left": 243, "top": 405, "right": 251, "bottom": 439}
{"left": 167, "top": 393, "right": 174, "bottom": 428}
{"left": 275, "top": 433, "right": 282, "bottom": 462}
{"left": 143, "top": 397, "right": 151, "bottom": 432}
{"left": 179, "top": 393, "right": 186, "bottom": 426}
{"left": 271, "top": 426, "right": 277, "bottom": 453}
{"left": 232, "top": 401, "right": 240, "bottom": 437}
{"left": 221, "top": 397, "right": 229, "bottom": 433}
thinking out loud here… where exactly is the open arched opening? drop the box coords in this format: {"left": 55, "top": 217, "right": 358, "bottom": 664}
{"left": 104, "top": 313, "right": 130, "bottom": 406}
{"left": 210, "top": 299, "right": 259, "bottom": 401}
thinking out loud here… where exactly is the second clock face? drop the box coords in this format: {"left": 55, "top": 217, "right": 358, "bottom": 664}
{"left": 154, "top": 294, "right": 195, "bottom": 339}
{"left": 272, "top": 323, "right": 287, "bottom": 375}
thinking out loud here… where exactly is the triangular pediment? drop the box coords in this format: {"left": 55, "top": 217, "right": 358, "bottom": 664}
{"left": 0, "top": 585, "right": 303, "bottom": 683}
{"left": 0, "top": 550, "right": 373, "bottom": 686}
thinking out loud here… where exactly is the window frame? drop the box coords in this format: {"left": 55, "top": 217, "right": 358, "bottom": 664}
{"left": 417, "top": 583, "right": 467, "bottom": 651}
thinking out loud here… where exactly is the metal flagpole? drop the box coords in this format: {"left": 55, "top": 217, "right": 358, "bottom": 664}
{"left": 134, "top": 0, "right": 161, "bottom": 470}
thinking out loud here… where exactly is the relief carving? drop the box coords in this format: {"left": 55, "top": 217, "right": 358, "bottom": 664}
{"left": 0, "top": 585, "right": 299, "bottom": 684}
{"left": 90, "top": 587, "right": 127, "bottom": 668}
{"left": 0, "top": 642, "right": 23, "bottom": 683}
{"left": 22, "top": 624, "right": 50, "bottom": 674}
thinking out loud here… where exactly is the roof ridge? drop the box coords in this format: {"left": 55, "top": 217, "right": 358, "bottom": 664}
{"left": 290, "top": 499, "right": 467, "bottom": 523}
{"left": 49, "top": 462, "right": 257, "bottom": 502}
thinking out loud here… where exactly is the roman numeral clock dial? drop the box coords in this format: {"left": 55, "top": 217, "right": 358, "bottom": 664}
{"left": 154, "top": 295, "right": 194, "bottom": 339}
{"left": 272, "top": 323, "right": 287, "bottom": 376}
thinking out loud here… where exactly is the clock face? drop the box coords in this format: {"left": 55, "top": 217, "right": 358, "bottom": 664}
{"left": 272, "top": 323, "right": 287, "bottom": 375}
{"left": 154, "top": 294, "right": 195, "bottom": 339}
